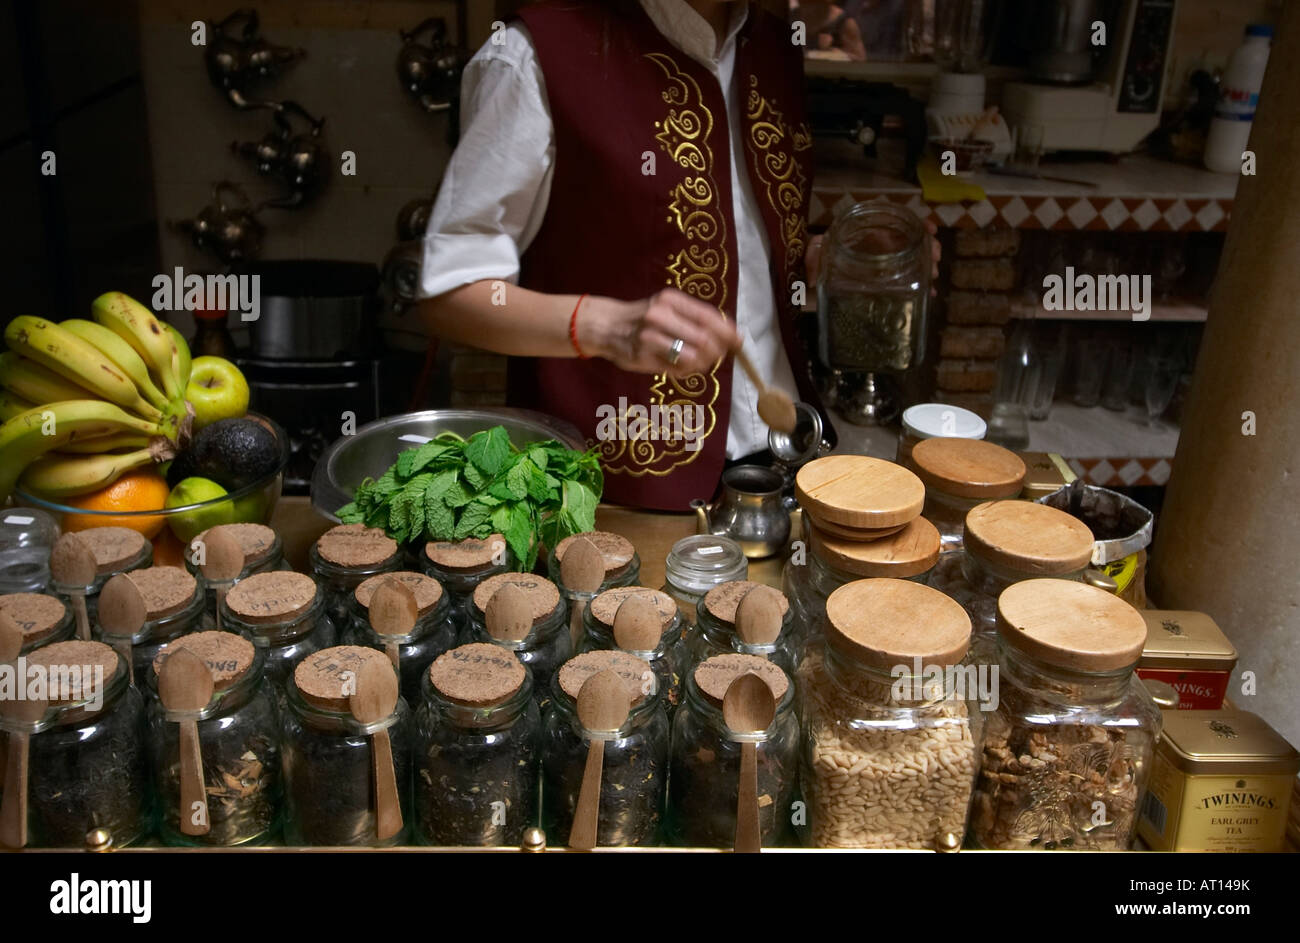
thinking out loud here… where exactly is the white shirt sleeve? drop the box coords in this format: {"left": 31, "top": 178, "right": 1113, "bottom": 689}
{"left": 418, "top": 23, "right": 555, "bottom": 299}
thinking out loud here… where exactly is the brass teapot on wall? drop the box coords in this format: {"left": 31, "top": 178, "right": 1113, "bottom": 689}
{"left": 232, "top": 101, "right": 328, "bottom": 208}
{"left": 205, "top": 8, "right": 305, "bottom": 109}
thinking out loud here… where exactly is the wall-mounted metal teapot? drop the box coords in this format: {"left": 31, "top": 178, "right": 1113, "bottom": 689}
{"left": 172, "top": 182, "right": 266, "bottom": 265}
{"left": 233, "top": 101, "right": 328, "bottom": 208}
{"left": 205, "top": 8, "right": 305, "bottom": 109}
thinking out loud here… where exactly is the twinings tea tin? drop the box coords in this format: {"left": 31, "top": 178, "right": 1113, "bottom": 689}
{"left": 1138, "top": 710, "right": 1299, "bottom": 852}
{"left": 1136, "top": 610, "right": 1237, "bottom": 709}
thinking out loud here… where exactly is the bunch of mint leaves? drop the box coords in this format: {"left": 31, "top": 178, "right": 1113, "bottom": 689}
{"left": 336, "top": 427, "right": 603, "bottom": 571}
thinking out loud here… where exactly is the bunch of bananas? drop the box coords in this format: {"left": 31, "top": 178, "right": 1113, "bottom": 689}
{"left": 0, "top": 292, "right": 195, "bottom": 504}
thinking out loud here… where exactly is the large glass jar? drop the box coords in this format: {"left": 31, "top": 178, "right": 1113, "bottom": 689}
{"left": 97, "top": 566, "right": 205, "bottom": 682}
{"left": 420, "top": 533, "right": 513, "bottom": 631}
{"left": 281, "top": 646, "right": 412, "bottom": 846}
{"left": 17, "top": 641, "right": 150, "bottom": 847}
{"left": 185, "top": 523, "right": 287, "bottom": 630}
{"left": 219, "top": 571, "right": 336, "bottom": 693}
{"left": 414, "top": 643, "right": 541, "bottom": 846}
{"left": 542, "top": 650, "right": 669, "bottom": 847}
{"left": 895, "top": 403, "right": 986, "bottom": 470}
{"left": 50, "top": 526, "right": 152, "bottom": 626}
{"left": 309, "top": 524, "right": 402, "bottom": 626}
{"left": 343, "top": 571, "right": 459, "bottom": 703}
{"left": 688, "top": 580, "right": 799, "bottom": 677}
{"left": 910, "top": 437, "right": 1025, "bottom": 552}
{"left": 549, "top": 531, "right": 641, "bottom": 642}
{"left": 667, "top": 654, "right": 799, "bottom": 847}
{"left": 970, "top": 579, "right": 1160, "bottom": 850}
{"left": 145, "top": 631, "right": 281, "bottom": 846}
{"left": 466, "top": 572, "right": 570, "bottom": 711}
{"left": 802, "top": 578, "right": 980, "bottom": 850}
{"left": 0, "top": 592, "right": 75, "bottom": 654}
{"left": 578, "top": 587, "right": 688, "bottom": 711}
{"left": 660, "top": 535, "right": 748, "bottom": 629}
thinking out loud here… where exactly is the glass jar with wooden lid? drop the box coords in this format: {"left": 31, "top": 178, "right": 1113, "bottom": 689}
{"left": 0, "top": 592, "right": 74, "bottom": 654}
{"left": 801, "top": 578, "right": 979, "bottom": 849}
{"left": 185, "top": 523, "right": 287, "bottom": 629}
{"left": 969, "top": 579, "right": 1160, "bottom": 850}
{"left": 281, "top": 645, "right": 412, "bottom": 846}
{"left": 413, "top": 642, "right": 541, "bottom": 846}
{"left": 910, "top": 437, "right": 1026, "bottom": 552}
{"left": 1136, "top": 610, "right": 1238, "bottom": 710}
{"left": 309, "top": 523, "right": 403, "bottom": 625}
{"left": 542, "top": 650, "right": 669, "bottom": 846}
{"left": 666, "top": 654, "right": 798, "bottom": 847}
{"left": 219, "top": 571, "right": 336, "bottom": 691}
{"left": 97, "top": 566, "right": 206, "bottom": 681}
{"left": 49, "top": 526, "right": 152, "bottom": 624}
{"left": 145, "top": 631, "right": 281, "bottom": 846}
{"left": 578, "top": 586, "right": 688, "bottom": 711}
{"left": 420, "top": 532, "right": 512, "bottom": 629}
{"left": 687, "top": 580, "right": 800, "bottom": 678}
{"left": 342, "top": 571, "right": 459, "bottom": 703}
{"left": 895, "top": 402, "right": 987, "bottom": 469}
{"left": 660, "top": 534, "right": 748, "bottom": 628}
{"left": 464, "top": 572, "right": 570, "bottom": 711}
{"left": 794, "top": 455, "right": 926, "bottom": 539}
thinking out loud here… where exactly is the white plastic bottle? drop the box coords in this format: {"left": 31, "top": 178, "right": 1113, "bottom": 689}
{"left": 1204, "top": 24, "right": 1273, "bottom": 174}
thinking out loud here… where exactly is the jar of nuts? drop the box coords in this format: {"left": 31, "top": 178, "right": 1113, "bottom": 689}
{"left": 969, "top": 579, "right": 1161, "bottom": 850}
{"left": 802, "top": 578, "right": 980, "bottom": 850}
{"left": 909, "top": 438, "right": 1025, "bottom": 553}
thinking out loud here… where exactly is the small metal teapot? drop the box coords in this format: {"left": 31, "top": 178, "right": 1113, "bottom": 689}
{"left": 233, "top": 101, "right": 328, "bottom": 208}
{"left": 692, "top": 466, "right": 790, "bottom": 560}
{"left": 172, "top": 182, "right": 265, "bottom": 265}
{"left": 205, "top": 9, "right": 305, "bottom": 109}
{"left": 396, "top": 18, "right": 466, "bottom": 114}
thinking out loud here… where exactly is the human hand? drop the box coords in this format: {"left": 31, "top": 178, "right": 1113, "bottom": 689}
{"left": 580, "top": 288, "right": 740, "bottom": 377}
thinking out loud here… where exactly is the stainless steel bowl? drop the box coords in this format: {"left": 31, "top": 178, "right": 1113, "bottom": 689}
{"left": 311, "top": 408, "right": 587, "bottom": 521}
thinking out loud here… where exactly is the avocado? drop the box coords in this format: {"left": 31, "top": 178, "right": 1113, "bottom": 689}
{"left": 167, "top": 418, "right": 281, "bottom": 491}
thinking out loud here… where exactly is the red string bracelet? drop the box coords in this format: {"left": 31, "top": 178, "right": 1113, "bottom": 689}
{"left": 569, "top": 293, "right": 590, "bottom": 359}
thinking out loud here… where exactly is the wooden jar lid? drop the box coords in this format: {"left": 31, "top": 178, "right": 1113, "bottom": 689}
{"left": 472, "top": 573, "right": 560, "bottom": 626}
{"left": 152, "top": 631, "right": 256, "bottom": 691}
{"left": 424, "top": 534, "right": 505, "bottom": 571}
{"left": 795, "top": 455, "right": 925, "bottom": 529}
{"left": 0, "top": 593, "right": 68, "bottom": 644}
{"left": 825, "top": 578, "right": 971, "bottom": 670}
{"left": 911, "top": 437, "right": 1026, "bottom": 499}
{"left": 315, "top": 524, "right": 399, "bottom": 568}
{"left": 693, "top": 653, "right": 789, "bottom": 706}
{"left": 355, "top": 571, "right": 444, "bottom": 616}
{"left": 806, "top": 518, "right": 907, "bottom": 542}
{"left": 196, "top": 523, "right": 277, "bottom": 568}
{"left": 997, "top": 578, "right": 1147, "bottom": 672}
{"left": 553, "top": 531, "right": 635, "bottom": 574}
{"left": 702, "top": 581, "right": 790, "bottom": 626}
{"left": 964, "top": 500, "right": 1094, "bottom": 574}
{"left": 125, "top": 566, "right": 198, "bottom": 619}
{"left": 294, "top": 645, "right": 394, "bottom": 712}
{"left": 26, "top": 640, "right": 119, "bottom": 703}
{"left": 809, "top": 517, "right": 941, "bottom": 579}
{"left": 557, "top": 650, "right": 651, "bottom": 705}
{"left": 589, "top": 587, "right": 678, "bottom": 628}
{"left": 226, "top": 571, "right": 318, "bottom": 625}
{"left": 74, "top": 526, "right": 148, "bottom": 573}
{"left": 428, "top": 642, "right": 527, "bottom": 707}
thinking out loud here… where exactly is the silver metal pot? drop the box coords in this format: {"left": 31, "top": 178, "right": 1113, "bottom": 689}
{"left": 240, "top": 260, "right": 379, "bottom": 360}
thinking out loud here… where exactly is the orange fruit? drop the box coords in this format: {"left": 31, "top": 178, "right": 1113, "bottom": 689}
{"left": 62, "top": 468, "right": 171, "bottom": 538}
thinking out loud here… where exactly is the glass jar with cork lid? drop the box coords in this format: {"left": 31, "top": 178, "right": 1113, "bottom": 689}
{"left": 687, "top": 581, "right": 799, "bottom": 678}
{"left": 465, "top": 572, "right": 570, "bottom": 710}
{"left": 49, "top": 526, "right": 152, "bottom": 625}
{"left": 801, "top": 578, "right": 980, "bottom": 850}
{"left": 909, "top": 437, "right": 1026, "bottom": 552}
{"left": 186, "top": 523, "right": 286, "bottom": 629}
{"left": 542, "top": 650, "right": 669, "bottom": 846}
{"left": 281, "top": 645, "right": 412, "bottom": 846}
{"left": 309, "top": 524, "right": 403, "bottom": 625}
{"left": 420, "top": 533, "right": 512, "bottom": 629}
{"left": 343, "top": 571, "right": 458, "bottom": 703}
{"left": 413, "top": 642, "right": 541, "bottom": 846}
{"left": 660, "top": 534, "right": 748, "bottom": 628}
{"left": 666, "top": 654, "right": 798, "bottom": 847}
{"left": 578, "top": 587, "right": 688, "bottom": 711}
{"left": 97, "top": 566, "right": 205, "bottom": 682}
{"left": 145, "top": 631, "right": 281, "bottom": 846}
{"left": 549, "top": 531, "right": 641, "bottom": 637}
{"left": 0, "top": 593, "right": 75, "bottom": 654}
{"left": 970, "top": 579, "right": 1161, "bottom": 850}
{"left": 219, "top": 571, "right": 336, "bottom": 691}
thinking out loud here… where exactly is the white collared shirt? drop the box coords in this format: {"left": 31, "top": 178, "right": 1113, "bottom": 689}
{"left": 420, "top": 0, "right": 799, "bottom": 460}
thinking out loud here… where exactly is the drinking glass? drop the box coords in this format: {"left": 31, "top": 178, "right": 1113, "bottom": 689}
{"left": 1143, "top": 356, "right": 1182, "bottom": 427}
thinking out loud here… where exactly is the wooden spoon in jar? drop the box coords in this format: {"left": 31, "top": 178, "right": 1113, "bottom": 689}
{"left": 1, "top": 610, "right": 46, "bottom": 849}
{"left": 158, "top": 647, "right": 214, "bottom": 837}
{"left": 612, "top": 595, "right": 663, "bottom": 653}
{"left": 569, "top": 669, "right": 631, "bottom": 851}
{"left": 370, "top": 578, "right": 419, "bottom": 672}
{"left": 98, "top": 573, "right": 147, "bottom": 685}
{"left": 485, "top": 582, "right": 533, "bottom": 644}
{"left": 735, "top": 586, "right": 784, "bottom": 649}
{"left": 734, "top": 346, "right": 796, "bottom": 435}
{"left": 197, "top": 527, "right": 245, "bottom": 632}
{"left": 349, "top": 657, "right": 403, "bottom": 842}
{"left": 0, "top": 610, "right": 23, "bottom": 841}
{"left": 50, "top": 533, "right": 97, "bottom": 641}
{"left": 723, "top": 672, "right": 776, "bottom": 854}
{"left": 560, "top": 537, "right": 605, "bottom": 645}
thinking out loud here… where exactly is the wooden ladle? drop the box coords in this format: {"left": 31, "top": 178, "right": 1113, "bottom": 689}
{"left": 485, "top": 582, "right": 532, "bottom": 644}
{"left": 349, "top": 657, "right": 403, "bottom": 842}
{"left": 50, "top": 532, "right": 97, "bottom": 641}
{"left": 98, "top": 573, "right": 147, "bottom": 684}
{"left": 734, "top": 347, "right": 796, "bottom": 434}
{"left": 612, "top": 595, "right": 662, "bottom": 653}
{"left": 197, "top": 527, "right": 245, "bottom": 632}
{"left": 560, "top": 536, "right": 604, "bottom": 645}
{"left": 369, "top": 578, "right": 419, "bottom": 671}
{"left": 569, "top": 669, "right": 631, "bottom": 851}
{"left": 722, "top": 672, "right": 776, "bottom": 854}
{"left": 735, "top": 586, "right": 784, "bottom": 649}
{"left": 158, "top": 647, "right": 214, "bottom": 837}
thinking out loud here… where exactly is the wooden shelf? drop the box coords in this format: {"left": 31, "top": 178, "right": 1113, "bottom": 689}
{"left": 1011, "top": 298, "right": 1209, "bottom": 323}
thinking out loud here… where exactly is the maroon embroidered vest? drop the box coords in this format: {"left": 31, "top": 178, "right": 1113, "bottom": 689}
{"left": 512, "top": 0, "right": 817, "bottom": 510}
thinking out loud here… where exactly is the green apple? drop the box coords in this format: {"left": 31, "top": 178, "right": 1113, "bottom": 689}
{"left": 166, "top": 476, "right": 234, "bottom": 542}
{"left": 186, "top": 356, "right": 250, "bottom": 430}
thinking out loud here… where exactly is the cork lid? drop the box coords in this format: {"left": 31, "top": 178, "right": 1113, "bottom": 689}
{"left": 424, "top": 534, "right": 505, "bottom": 571}
{"left": 693, "top": 653, "right": 789, "bottom": 706}
{"left": 293, "top": 645, "right": 395, "bottom": 712}
{"left": 428, "top": 642, "right": 527, "bottom": 707}
{"left": 1139, "top": 610, "right": 1238, "bottom": 667}
{"left": 355, "top": 571, "right": 444, "bottom": 616}
{"left": 1156, "top": 710, "right": 1300, "bottom": 776}
{"left": 152, "top": 631, "right": 256, "bottom": 691}
{"left": 964, "top": 500, "right": 1094, "bottom": 574}
{"left": 226, "top": 571, "right": 318, "bottom": 625}
{"left": 554, "top": 531, "right": 635, "bottom": 575}
{"left": 74, "top": 526, "right": 148, "bottom": 573}
{"left": 316, "top": 523, "right": 399, "bottom": 568}
{"left": 196, "top": 523, "right": 277, "bottom": 568}
{"left": 997, "top": 578, "right": 1146, "bottom": 672}
{"left": 702, "top": 581, "right": 789, "bottom": 626}
{"left": 26, "top": 640, "right": 119, "bottom": 703}
{"left": 795, "top": 455, "right": 925, "bottom": 529}
{"left": 472, "top": 573, "right": 561, "bottom": 626}
{"left": 125, "top": 566, "right": 198, "bottom": 619}
{"left": 0, "top": 593, "right": 68, "bottom": 644}
{"left": 557, "top": 650, "right": 652, "bottom": 706}
{"left": 825, "top": 579, "right": 971, "bottom": 670}
{"left": 589, "top": 587, "right": 677, "bottom": 629}
{"left": 809, "top": 517, "right": 941, "bottom": 579}
{"left": 911, "top": 437, "right": 1026, "bottom": 499}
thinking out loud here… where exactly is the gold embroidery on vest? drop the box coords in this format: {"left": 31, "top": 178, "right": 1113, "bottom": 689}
{"left": 744, "top": 75, "right": 810, "bottom": 285}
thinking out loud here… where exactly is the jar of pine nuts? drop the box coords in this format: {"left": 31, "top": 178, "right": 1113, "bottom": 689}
{"left": 802, "top": 578, "right": 980, "bottom": 850}
{"left": 909, "top": 438, "right": 1025, "bottom": 552}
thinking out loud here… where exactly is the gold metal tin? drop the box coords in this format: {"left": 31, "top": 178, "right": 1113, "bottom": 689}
{"left": 1016, "top": 452, "right": 1074, "bottom": 500}
{"left": 1138, "top": 610, "right": 1238, "bottom": 669}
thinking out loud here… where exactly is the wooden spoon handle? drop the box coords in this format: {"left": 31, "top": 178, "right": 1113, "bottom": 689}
{"left": 178, "top": 717, "right": 210, "bottom": 836}
{"left": 371, "top": 728, "right": 403, "bottom": 842}
{"left": 735, "top": 740, "right": 761, "bottom": 853}
{"left": 734, "top": 346, "right": 765, "bottom": 392}
{"left": 214, "top": 587, "right": 227, "bottom": 633}
{"left": 384, "top": 641, "right": 401, "bottom": 672}
{"left": 569, "top": 738, "right": 604, "bottom": 850}
{"left": 568, "top": 604, "right": 585, "bottom": 649}
{"left": 107, "top": 636, "right": 134, "bottom": 686}
{"left": 72, "top": 596, "right": 90, "bottom": 642}
{"left": 0, "top": 731, "right": 30, "bottom": 848}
